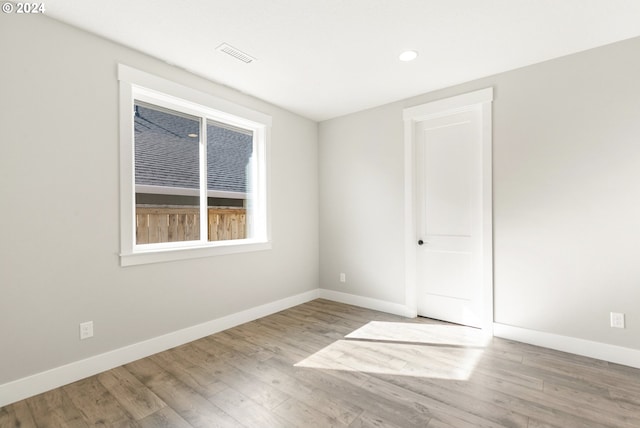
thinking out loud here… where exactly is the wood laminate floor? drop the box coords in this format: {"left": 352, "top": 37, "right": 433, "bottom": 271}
{"left": 1, "top": 299, "right": 639, "bottom": 427}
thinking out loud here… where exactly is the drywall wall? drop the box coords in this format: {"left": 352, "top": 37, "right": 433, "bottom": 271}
{"left": 319, "top": 37, "right": 640, "bottom": 350}
{"left": 0, "top": 12, "right": 318, "bottom": 385}
{"left": 319, "top": 102, "right": 406, "bottom": 304}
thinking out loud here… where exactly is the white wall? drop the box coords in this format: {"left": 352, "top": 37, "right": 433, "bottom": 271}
{"left": 0, "top": 13, "right": 318, "bottom": 385}
{"left": 320, "top": 37, "right": 640, "bottom": 351}
{"left": 319, "top": 103, "right": 406, "bottom": 304}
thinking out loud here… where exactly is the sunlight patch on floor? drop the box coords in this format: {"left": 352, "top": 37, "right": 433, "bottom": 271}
{"left": 346, "top": 321, "right": 490, "bottom": 347}
{"left": 295, "top": 321, "right": 489, "bottom": 380}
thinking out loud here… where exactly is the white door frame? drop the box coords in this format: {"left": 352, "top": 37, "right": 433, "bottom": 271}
{"left": 403, "top": 88, "right": 494, "bottom": 332}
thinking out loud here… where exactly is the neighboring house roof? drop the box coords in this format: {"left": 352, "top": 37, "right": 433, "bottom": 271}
{"left": 134, "top": 104, "right": 252, "bottom": 194}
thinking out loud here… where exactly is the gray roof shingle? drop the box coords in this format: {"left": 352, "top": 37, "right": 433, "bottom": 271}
{"left": 134, "top": 104, "right": 253, "bottom": 194}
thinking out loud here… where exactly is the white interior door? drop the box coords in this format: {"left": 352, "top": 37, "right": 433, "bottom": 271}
{"left": 415, "top": 110, "right": 483, "bottom": 328}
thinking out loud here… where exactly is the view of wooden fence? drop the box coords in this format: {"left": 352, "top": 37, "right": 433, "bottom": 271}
{"left": 136, "top": 206, "right": 246, "bottom": 244}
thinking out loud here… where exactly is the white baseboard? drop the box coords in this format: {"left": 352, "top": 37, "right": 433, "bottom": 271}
{"left": 319, "top": 289, "right": 414, "bottom": 318}
{"left": 0, "top": 289, "right": 320, "bottom": 408}
{"left": 493, "top": 323, "right": 640, "bottom": 369}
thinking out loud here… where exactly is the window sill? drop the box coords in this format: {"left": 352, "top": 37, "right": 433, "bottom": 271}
{"left": 120, "top": 240, "right": 271, "bottom": 267}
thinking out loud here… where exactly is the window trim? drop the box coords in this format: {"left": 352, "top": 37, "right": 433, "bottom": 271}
{"left": 118, "top": 64, "right": 271, "bottom": 266}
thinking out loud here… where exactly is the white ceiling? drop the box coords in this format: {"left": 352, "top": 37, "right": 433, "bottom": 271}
{"left": 46, "top": 0, "right": 640, "bottom": 121}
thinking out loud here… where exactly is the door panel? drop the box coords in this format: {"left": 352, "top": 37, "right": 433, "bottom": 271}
{"left": 416, "top": 111, "right": 482, "bottom": 327}
{"left": 424, "top": 122, "right": 473, "bottom": 237}
{"left": 421, "top": 251, "right": 472, "bottom": 299}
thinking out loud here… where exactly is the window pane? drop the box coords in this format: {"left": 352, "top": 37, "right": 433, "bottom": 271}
{"left": 134, "top": 102, "right": 201, "bottom": 244}
{"left": 206, "top": 120, "right": 253, "bottom": 241}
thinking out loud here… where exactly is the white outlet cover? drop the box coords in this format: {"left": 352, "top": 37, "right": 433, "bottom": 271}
{"left": 80, "top": 321, "right": 94, "bottom": 339}
{"left": 610, "top": 312, "right": 625, "bottom": 329}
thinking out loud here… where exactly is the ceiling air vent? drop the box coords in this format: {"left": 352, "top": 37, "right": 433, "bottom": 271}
{"left": 216, "top": 43, "right": 255, "bottom": 64}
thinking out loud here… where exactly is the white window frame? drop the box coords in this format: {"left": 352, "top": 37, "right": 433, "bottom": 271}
{"left": 118, "top": 64, "right": 271, "bottom": 266}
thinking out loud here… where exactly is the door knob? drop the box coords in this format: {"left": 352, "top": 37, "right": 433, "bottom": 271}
{"left": 418, "top": 239, "right": 424, "bottom": 245}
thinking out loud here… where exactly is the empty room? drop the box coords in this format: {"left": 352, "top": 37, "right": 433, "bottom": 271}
{"left": 1, "top": 1, "right": 639, "bottom": 427}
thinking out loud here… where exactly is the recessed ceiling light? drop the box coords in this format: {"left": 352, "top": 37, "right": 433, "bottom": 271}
{"left": 399, "top": 50, "right": 418, "bottom": 62}
{"left": 188, "top": 133, "right": 198, "bottom": 138}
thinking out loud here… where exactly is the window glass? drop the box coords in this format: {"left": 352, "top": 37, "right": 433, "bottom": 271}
{"left": 206, "top": 120, "right": 253, "bottom": 241}
{"left": 134, "top": 102, "right": 201, "bottom": 244}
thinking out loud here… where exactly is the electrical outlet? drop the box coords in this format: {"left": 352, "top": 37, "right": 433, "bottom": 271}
{"left": 610, "top": 312, "right": 625, "bottom": 329}
{"left": 339, "top": 273, "right": 346, "bottom": 283}
{"left": 80, "top": 321, "right": 94, "bottom": 339}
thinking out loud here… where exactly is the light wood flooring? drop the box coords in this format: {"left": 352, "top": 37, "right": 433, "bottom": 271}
{"left": 1, "top": 299, "right": 639, "bottom": 427}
